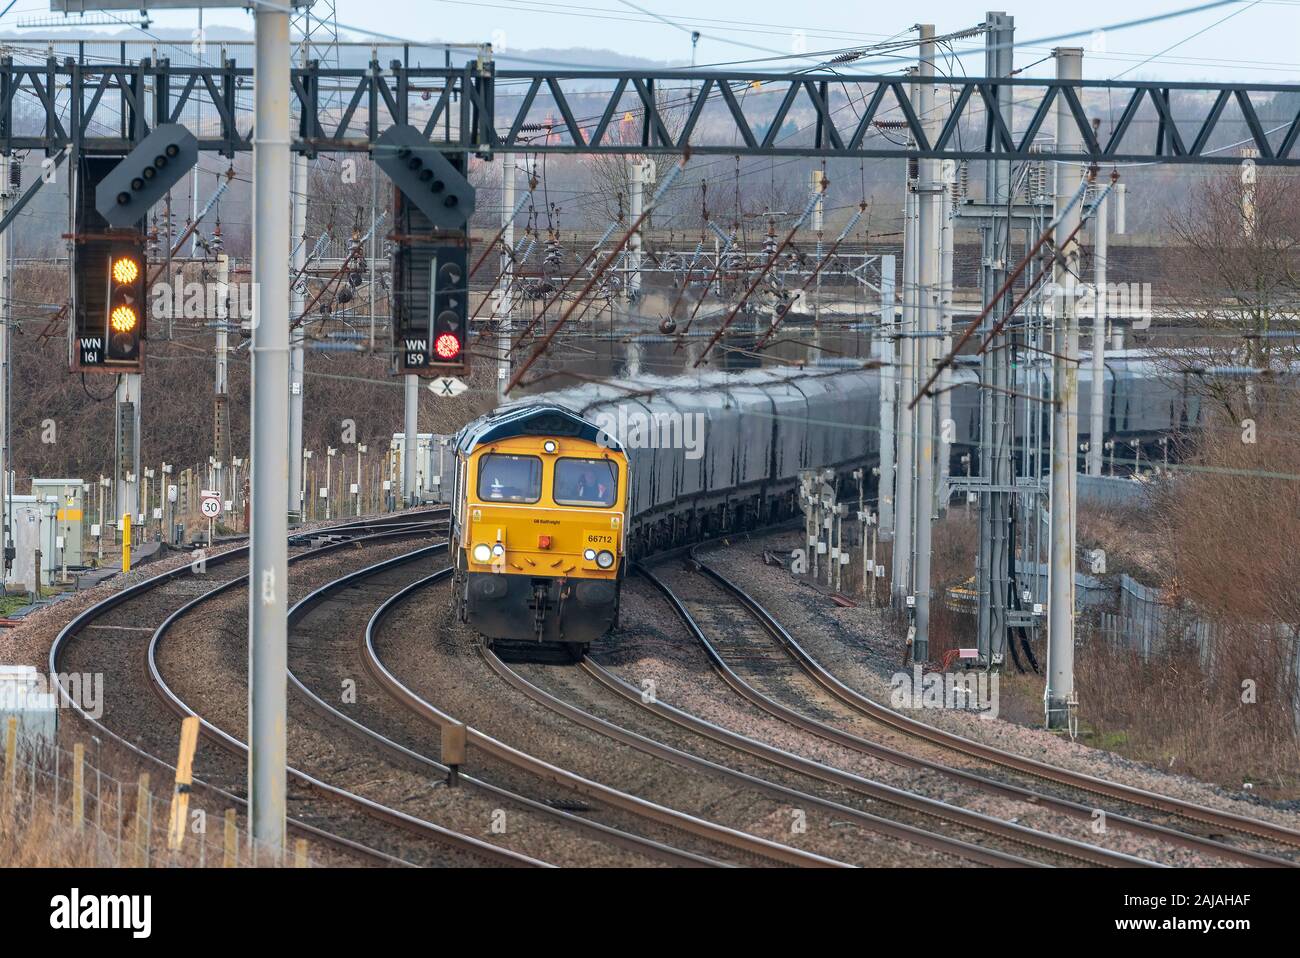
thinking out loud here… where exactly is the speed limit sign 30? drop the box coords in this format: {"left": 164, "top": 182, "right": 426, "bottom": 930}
{"left": 200, "top": 491, "right": 223, "bottom": 519}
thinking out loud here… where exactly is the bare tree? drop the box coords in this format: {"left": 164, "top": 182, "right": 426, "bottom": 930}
{"left": 583, "top": 84, "right": 694, "bottom": 228}
{"left": 1159, "top": 166, "right": 1300, "bottom": 422}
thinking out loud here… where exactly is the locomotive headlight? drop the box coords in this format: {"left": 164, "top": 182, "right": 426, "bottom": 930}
{"left": 583, "top": 548, "right": 596, "bottom": 561}
{"left": 596, "top": 550, "right": 615, "bottom": 569}
{"left": 472, "top": 543, "right": 492, "bottom": 563}
{"left": 491, "top": 543, "right": 505, "bottom": 558}
{"left": 543, "top": 440, "right": 557, "bottom": 453}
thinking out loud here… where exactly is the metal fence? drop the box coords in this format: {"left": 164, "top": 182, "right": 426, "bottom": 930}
{"left": 0, "top": 718, "right": 320, "bottom": 867}
{"left": 1077, "top": 474, "right": 1150, "bottom": 509}
{"left": 1083, "top": 574, "right": 1300, "bottom": 722}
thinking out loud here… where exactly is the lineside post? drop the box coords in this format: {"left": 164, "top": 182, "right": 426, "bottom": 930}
{"left": 248, "top": 1, "right": 292, "bottom": 860}
{"left": 1046, "top": 47, "right": 1085, "bottom": 731}
{"left": 912, "top": 25, "right": 938, "bottom": 662}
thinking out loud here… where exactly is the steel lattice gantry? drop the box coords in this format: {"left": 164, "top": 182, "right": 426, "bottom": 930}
{"left": 4, "top": 56, "right": 1300, "bottom": 164}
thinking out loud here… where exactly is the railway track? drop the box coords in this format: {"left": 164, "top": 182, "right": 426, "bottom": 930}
{"left": 51, "top": 512, "right": 540, "bottom": 867}
{"left": 362, "top": 567, "right": 855, "bottom": 867}
{"left": 51, "top": 509, "right": 1290, "bottom": 869}
{"left": 240, "top": 538, "right": 1167, "bottom": 868}
{"left": 282, "top": 545, "right": 732, "bottom": 867}
{"left": 641, "top": 547, "right": 1300, "bottom": 867}
{"left": 478, "top": 642, "right": 1156, "bottom": 867}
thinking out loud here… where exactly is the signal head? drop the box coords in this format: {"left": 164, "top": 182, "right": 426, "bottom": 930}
{"left": 374, "top": 124, "right": 475, "bottom": 230}
{"left": 93, "top": 123, "right": 199, "bottom": 228}
{"left": 434, "top": 332, "right": 462, "bottom": 360}
{"left": 110, "top": 304, "right": 139, "bottom": 333}
{"left": 111, "top": 256, "right": 141, "bottom": 285}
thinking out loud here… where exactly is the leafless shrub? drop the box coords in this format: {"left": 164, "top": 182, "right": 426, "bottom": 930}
{"left": 1158, "top": 167, "right": 1300, "bottom": 421}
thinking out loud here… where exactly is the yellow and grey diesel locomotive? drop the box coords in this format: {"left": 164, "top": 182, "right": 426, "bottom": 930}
{"left": 449, "top": 403, "right": 628, "bottom": 649}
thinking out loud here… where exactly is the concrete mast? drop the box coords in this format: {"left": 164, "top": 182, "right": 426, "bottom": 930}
{"left": 0, "top": 152, "right": 10, "bottom": 575}
{"left": 937, "top": 158, "right": 955, "bottom": 516}
{"left": 113, "top": 373, "right": 142, "bottom": 542}
{"left": 628, "top": 158, "right": 647, "bottom": 301}
{"left": 976, "top": 11, "right": 1015, "bottom": 667}
{"left": 1088, "top": 188, "right": 1107, "bottom": 476}
{"left": 496, "top": 154, "right": 515, "bottom": 404}
{"left": 1046, "top": 46, "right": 1085, "bottom": 731}
{"left": 288, "top": 110, "right": 307, "bottom": 521}
{"left": 894, "top": 162, "right": 915, "bottom": 605}
{"left": 891, "top": 142, "right": 917, "bottom": 610}
{"left": 877, "top": 259, "right": 896, "bottom": 536}
{"left": 214, "top": 253, "right": 230, "bottom": 499}
{"left": 912, "top": 25, "right": 938, "bottom": 662}
{"left": 403, "top": 373, "right": 419, "bottom": 506}
{"left": 248, "top": 2, "right": 292, "bottom": 858}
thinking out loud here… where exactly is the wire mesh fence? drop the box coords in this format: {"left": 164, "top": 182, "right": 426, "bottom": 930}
{"left": 1078, "top": 578, "right": 1300, "bottom": 729}
{"left": 1, "top": 719, "right": 320, "bottom": 868}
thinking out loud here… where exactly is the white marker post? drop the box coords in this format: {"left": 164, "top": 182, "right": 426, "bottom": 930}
{"left": 200, "top": 490, "right": 222, "bottom": 548}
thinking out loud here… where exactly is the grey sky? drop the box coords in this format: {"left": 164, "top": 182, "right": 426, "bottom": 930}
{"left": 5, "top": 1, "right": 1293, "bottom": 82}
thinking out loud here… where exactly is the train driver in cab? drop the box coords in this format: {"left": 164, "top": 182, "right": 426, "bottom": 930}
{"left": 556, "top": 458, "right": 616, "bottom": 506}
{"left": 480, "top": 454, "right": 541, "bottom": 503}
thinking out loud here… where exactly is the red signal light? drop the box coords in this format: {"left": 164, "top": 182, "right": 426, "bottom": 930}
{"left": 434, "top": 332, "right": 462, "bottom": 359}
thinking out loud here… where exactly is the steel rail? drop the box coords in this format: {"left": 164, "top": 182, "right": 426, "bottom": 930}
{"left": 614, "top": 566, "right": 1162, "bottom": 867}
{"left": 475, "top": 643, "right": 1075, "bottom": 868}
{"left": 577, "top": 656, "right": 1175, "bottom": 869}
{"left": 140, "top": 527, "right": 544, "bottom": 867}
{"left": 688, "top": 549, "right": 1300, "bottom": 856}
{"left": 45, "top": 512, "right": 450, "bottom": 867}
{"left": 360, "top": 578, "right": 842, "bottom": 868}
{"left": 279, "top": 548, "right": 722, "bottom": 867}
{"left": 637, "top": 564, "right": 1293, "bottom": 868}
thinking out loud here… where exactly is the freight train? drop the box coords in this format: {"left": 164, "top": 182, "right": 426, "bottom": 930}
{"left": 449, "top": 353, "right": 1206, "bottom": 649}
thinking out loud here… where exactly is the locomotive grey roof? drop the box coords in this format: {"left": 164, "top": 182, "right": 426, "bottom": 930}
{"left": 453, "top": 402, "right": 623, "bottom": 453}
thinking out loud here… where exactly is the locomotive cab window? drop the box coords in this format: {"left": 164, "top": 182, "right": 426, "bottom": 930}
{"left": 477, "top": 454, "right": 542, "bottom": 503}
{"left": 554, "top": 458, "right": 618, "bottom": 507}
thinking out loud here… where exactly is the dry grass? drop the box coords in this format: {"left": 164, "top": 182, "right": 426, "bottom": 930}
{"left": 1076, "top": 504, "right": 1167, "bottom": 582}
{"left": 0, "top": 740, "right": 313, "bottom": 868}
{"left": 1075, "top": 633, "right": 1300, "bottom": 797}
{"left": 1, "top": 801, "right": 111, "bottom": 867}
{"left": 922, "top": 409, "right": 1300, "bottom": 798}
